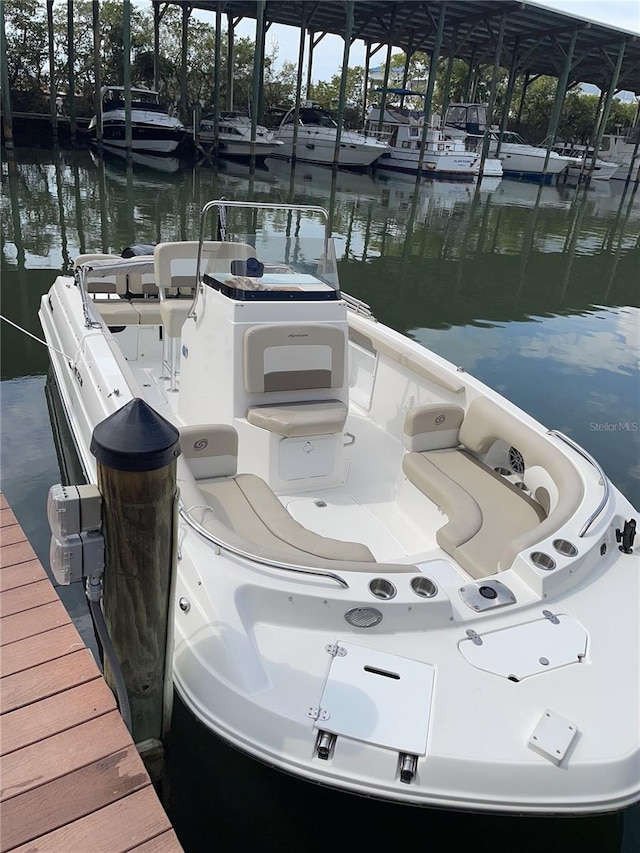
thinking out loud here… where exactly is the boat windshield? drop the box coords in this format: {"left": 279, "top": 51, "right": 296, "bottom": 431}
{"left": 498, "top": 131, "right": 526, "bottom": 144}
{"left": 202, "top": 232, "right": 340, "bottom": 296}
{"left": 298, "top": 108, "right": 338, "bottom": 128}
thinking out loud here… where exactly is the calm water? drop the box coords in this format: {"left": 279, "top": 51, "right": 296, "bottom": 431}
{"left": 1, "top": 147, "right": 639, "bottom": 852}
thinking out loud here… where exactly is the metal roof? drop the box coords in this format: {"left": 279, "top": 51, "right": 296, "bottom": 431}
{"left": 183, "top": 0, "right": 640, "bottom": 94}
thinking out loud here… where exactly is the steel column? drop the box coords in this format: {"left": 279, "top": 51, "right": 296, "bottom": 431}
{"left": 47, "top": 1, "right": 59, "bottom": 146}
{"left": 250, "top": 1, "right": 266, "bottom": 164}
{"left": 92, "top": 1, "right": 101, "bottom": 146}
{"left": 588, "top": 41, "right": 626, "bottom": 179}
{"left": 67, "top": 0, "right": 77, "bottom": 145}
{"left": 0, "top": 0, "right": 12, "bottom": 150}
{"left": 333, "top": 0, "right": 354, "bottom": 167}
{"left": 123, "top": 0, "right": 132, "bottom": 158}
{"left": 416, "top": 2, "right": 446, "bottom": 176}
{"left": 496, "top": 37, "right": 520, "bottom": 157}
{"left": 479, "top": 12, "right": 506, "bottom": 177}
{"left": 542, "top": 29, "right": 577, "bottom": 174}
{"left": 180, "top": 3, "right": 189, "bottom": 121}
{"left": 292, "top": 13, "right": 308, "bottom": 164}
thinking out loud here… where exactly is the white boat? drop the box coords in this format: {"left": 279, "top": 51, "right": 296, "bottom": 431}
{"left": 88, "top": 85, "right": 185, "bottom": 155}
{"left": 39, "top": 199, "right": 640, "bottom": 816}
{"left": 365, "top": 103, "right": 503, "bottom": 181}
{"left": 444, "top": 103, "right": 582, "bottom": 183}
{"left": 550, "top": 143, "right": 618, "bottom": 181}
{"left": 271, "top": 102, "right": 390, "bottom": 168}
{"left": 196, "top": 111, "right": 284, "bottom": 162}
{"left": 598, "top": 128, "right": 640, "bottom": 181}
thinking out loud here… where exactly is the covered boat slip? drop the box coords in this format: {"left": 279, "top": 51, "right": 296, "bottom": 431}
{"left": 38, "top": 200, "right": 640, "bottom": 815}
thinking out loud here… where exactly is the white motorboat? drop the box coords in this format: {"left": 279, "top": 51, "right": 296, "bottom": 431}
{"left": 196, "top": 111, "right": 284, "bottom": 162}
{"left": 551, "top": 143, "right": 618, "bottom": 181}
{"left": 444, "top": 103, "right": 582, "bottom": 183}
{"left": 271, "top": 102, "right": 390, "bottom": 168}
{"left": 39, "top": 199, "right": 640, "bottom": 816}
{"left": 598, "top": 128, "right": 640, "bottom": 181}
{"left": 365, "top": 102, "right": 502, "bottom": 181}
{"left": 88, "top": 85, "right": 185, "bottom": 155}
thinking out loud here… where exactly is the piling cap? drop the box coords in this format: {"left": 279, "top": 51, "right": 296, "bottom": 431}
{"left": 90, "top": 398, "right": 181, "bottom": 472}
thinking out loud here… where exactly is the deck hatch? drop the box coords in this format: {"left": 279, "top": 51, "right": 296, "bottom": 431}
{"left": 458, "top": 613, "right": 587, "bottom": 679}
{"left": 315, "top": 642, "right": 435, "bottom": 754}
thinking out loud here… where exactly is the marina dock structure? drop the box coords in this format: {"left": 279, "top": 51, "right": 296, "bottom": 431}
{"left": 0, "top": 492, "right": 183, "bottom": 853}
{"left": 1, "top": 1, "right": 639, "bottom": 181}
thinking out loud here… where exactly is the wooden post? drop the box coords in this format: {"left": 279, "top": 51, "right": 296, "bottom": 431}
{"left": 90, "top": 398, "right": 180, "bottom": 774}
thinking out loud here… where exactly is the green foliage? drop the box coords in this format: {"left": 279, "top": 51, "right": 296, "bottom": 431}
{"left": 3, "top": 0, "right": 638, "bottom": 138}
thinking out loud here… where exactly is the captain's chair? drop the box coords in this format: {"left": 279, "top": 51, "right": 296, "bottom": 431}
{"left": 243, "top": 323, "right": 348, "bottom": 437}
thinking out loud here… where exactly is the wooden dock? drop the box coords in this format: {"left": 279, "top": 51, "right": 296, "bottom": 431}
{"left": 0, "top": 493, "right": 184, "bottom": 852}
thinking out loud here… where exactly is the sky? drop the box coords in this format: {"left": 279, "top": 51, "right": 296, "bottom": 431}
{"left": 194, "top": 0, "right": 640, "bottom": 90}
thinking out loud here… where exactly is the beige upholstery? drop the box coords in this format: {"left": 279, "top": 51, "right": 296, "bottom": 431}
{"left": 180, "top": 424, "right": 238, "bottom": 479}
{"left": 200, "top": 474, "right": 374, "bottom": 562}
{"left": 154, "top": 241, "right": 255, "bottom": 388}
{"left": 178, "top": 423, "right": 375, "bottom": 563}
{"left": 403, "top": 449, "right": 545, "bottom": 579}
{"left": 244, "top": 324, "right": 345, "bottom": 393}
{"left": 247, "top": 401, "right": 348, "bottom": 438}
{"left": 244, "top": 323, "right": 348, "bottom": 437}
{"left": 403, "top": 403, "right": 465, "bottom": 451}
{"left": 402, "top": 396, "right": 584, "bottom": 578}
{"left": 74, "top": 253, "right": 162, "bottom": 326}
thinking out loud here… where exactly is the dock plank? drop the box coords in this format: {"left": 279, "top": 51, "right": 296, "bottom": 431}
{"left": 0, "top": 647, "right": 101, "bottom": 714}
{"left": 1, "top": 679, "right": 116, "bottom": 755}
{"left": 0, "top": 599, "right": 70, "bottom": 645}
{"left": 0, "top": 538, "right": 38, "bottom": 568}
{"left": 0, "top": 745, "right": 150, "bottom": 851}
{"left": 0, "top": 623, "right": 85, "bottom": 677}
{"left": 0, "top": 578, "right": 60, "bottom": 616}
{"left": 0, "top": 492, "right": 183, "bottom": 851}
{"left": 0, "top": 559, "right": 49, "bottom": 591}
{"left": 8, "top": 786, "right": 175, "bottom": 853}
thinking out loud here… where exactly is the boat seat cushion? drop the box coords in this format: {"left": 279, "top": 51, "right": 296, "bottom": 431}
{"left": 198, "top": 473, "right": 375, "bottom": 562}
{"left": 403, "top": 449, "right": 545, "bottom": 579}
{"left": 402, "top": 396, "right": 584, "bottom": 577}
{"left": 403, "top": 403, "right": 465, "bottom": 451}
{"left": 180, "top": 424, "right": 239, "bottom": 479}
{"left": 247, "top": 400, "right": 348, "bottom": 437}
{"left": 178, "top": 422, "right": 373, "bottom": 562}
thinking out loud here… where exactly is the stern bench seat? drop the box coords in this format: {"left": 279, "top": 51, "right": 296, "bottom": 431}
{"left": 402, "top": 397, "right": 584, "bottom": 579}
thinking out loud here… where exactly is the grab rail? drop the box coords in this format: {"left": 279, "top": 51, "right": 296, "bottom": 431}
{"left": 548, "top": 429, "right": 611, "bottom": 537}
{"left": 178, "top": 505, "right": 350, "bottom": 589}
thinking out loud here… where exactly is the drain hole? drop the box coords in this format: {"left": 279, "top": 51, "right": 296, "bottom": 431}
{"left": 507, "top": 675, "right": 520, "bottom": 683}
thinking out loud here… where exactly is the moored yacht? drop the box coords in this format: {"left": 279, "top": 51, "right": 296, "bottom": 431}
{"left": 271, "top": 102, "right": 390, "bottom": 168}
{"left": 365, "top": 103, "right": 502, "bottom": 181}
{"left": 444, "top": 103, "right": 582, "bottom": 183}
{"left": 88, "top": 85, "right": 185, "bottom": 155}
{"left": 196, "top": 111, "right": 284, "bottom": 162}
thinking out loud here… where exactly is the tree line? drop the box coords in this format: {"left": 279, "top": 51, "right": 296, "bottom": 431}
{"left": 3, "top": 0, "right": 636, "bottom": 142}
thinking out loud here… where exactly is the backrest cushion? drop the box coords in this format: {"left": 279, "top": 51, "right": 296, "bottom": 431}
{"left": 403, "top": 404, "right": 465, "bottom": 451}
{"left": 244, "top": 324, "right": 346, "bottom": 394}
{"left": 179, "top": 424, "right": 238, "bottom": 480}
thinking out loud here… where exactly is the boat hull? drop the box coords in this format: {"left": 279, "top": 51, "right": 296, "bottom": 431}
{"left": 38, "top": 208, "right": 640, "bottom": 817}
{"left": 89, "top": 110, "right": 185, "bottom": 155}
{"left": 272, "top": 129, "right": 389, "bottom": 167}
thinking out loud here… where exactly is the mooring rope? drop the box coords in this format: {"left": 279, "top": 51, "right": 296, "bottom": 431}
{"left": 0, "top": 313, "right": 75, "bottom": 363}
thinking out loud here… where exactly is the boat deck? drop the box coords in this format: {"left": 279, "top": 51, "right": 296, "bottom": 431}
{"left": 0, "top": 492, "right": 184, "bottom": 853}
